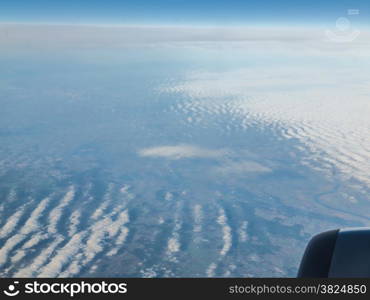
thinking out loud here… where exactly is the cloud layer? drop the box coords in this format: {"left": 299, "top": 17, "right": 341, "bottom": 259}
{"left": 162, "top": 64, "right": 370, "bottom": 188}
{"left": 1, "top": 24, "right": 369, "bottom": 53}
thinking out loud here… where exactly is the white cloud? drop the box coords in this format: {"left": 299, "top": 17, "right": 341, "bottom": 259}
{"left": 22, "top": 233, "right": 48, "bottom": 249}
{"left": 0, "top": 208, "right": 25, "bottom": 239}
{"left": 163, "top": 64, "right": 370, "bottom": 188}
{"left": 107, "top": 227, "right": 129, "bottom": 256}
{"left": 68, "top": 210, "right": 81, "bottom": 237}
{"left": 140, "top": 267, "right": 158, "bottom": 278}
{"left": 4, "top": 197, "right": 51, "bottom": 269}
{"left": 59, "top": 253, "right": 84, "bottom": 277}
{"left": 0, "top": 234, "right": 27, "bottom": 267}
{"left": 164, "top": 192, "right": 174, "bottom": 201}
{"left": 215, "top": 161, "right": 272, "bottom": 175}
{"left": 206, "top": 262, "right": 217, "bottom": 277}
{"left": 48, "top": 186, "right": 75, "bottom": 234}
{"left": 38, "top": 233, "right": 85, "bottom": 277}
{"left": 11, "top": 250, "right": 26, "bottom": 263}
{"left": 1, "top": 24, "right": 369, "bottom": 53}
{"left": 193, "top": 204, "right": 203, "bottom": 233}
{"left": 91, "top": 183, "right": 114, "bottom": 220}
{"left": 166, "top": 203, "right": 182, "bottom": 262}
{"left": 138, "top": 144, "right": 227, "bottom": 160}
{"left": 0, "top": 25, "right": 319, "bottom": 48}
{"left": 12, "top": 185, "right": 132, "bottom": 277}
{"left": 83, "top": 217, "right": 112, "bottom": 264}
{"left": 167, "top": 236, "right": 180, "bottom": 253}
{"left": 217, "top": 209, "right": 232, "bottom": 257}
{"left": 83, "top": 208, "right": 130, "bottom": 264}
{"left": 0, "top": 24, "right": 369, "bottom": 71}
{"left": 106, "top": 210, "right": 130, "bottom": 238}
{"left": 21, "top": 197, "right": 50, "bottom": 235}
{"left": 14, "top": 236, "right": 64, "bottom": 277}
{"left": 238, "top": 221, "right": 249, "bottom": 243}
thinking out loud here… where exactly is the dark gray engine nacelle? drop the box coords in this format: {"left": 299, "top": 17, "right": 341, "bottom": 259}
{"left": 298, "top": 228, "right": 370, "bottom": 277}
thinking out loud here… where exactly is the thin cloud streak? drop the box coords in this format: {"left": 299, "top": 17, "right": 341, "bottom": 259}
{"left": 138, "top": 144, "right": 227, "bottom": 160}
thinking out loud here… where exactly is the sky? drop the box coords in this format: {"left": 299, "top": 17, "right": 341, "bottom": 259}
{"left": 0, "top": 0, "right": 369, "bottom": 27}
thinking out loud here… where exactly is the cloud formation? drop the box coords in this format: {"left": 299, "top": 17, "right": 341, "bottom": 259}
{"left": 1, "top": 24, "right": 369, "bottom": 55}
{"left": 215, "top": 161, "right": 272, "bottom": 175}
{"left": 48, "top": 186, "right": 75, "bottom": 234}
{"left": 138, "top": 144, "right": 227, "bottom": 160}
{"left": 3, "top": 182, "right": 131, "bottom": 278}
{"left": 163, "top": 64, "right": 370, "bottom": 188}
{"left": 0, "top": 208, "right": 25, "bottom": 239}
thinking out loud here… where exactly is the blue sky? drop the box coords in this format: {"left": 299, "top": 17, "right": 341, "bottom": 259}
{"left": 0, "top": 0, "right": 369, "bottom": 27}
